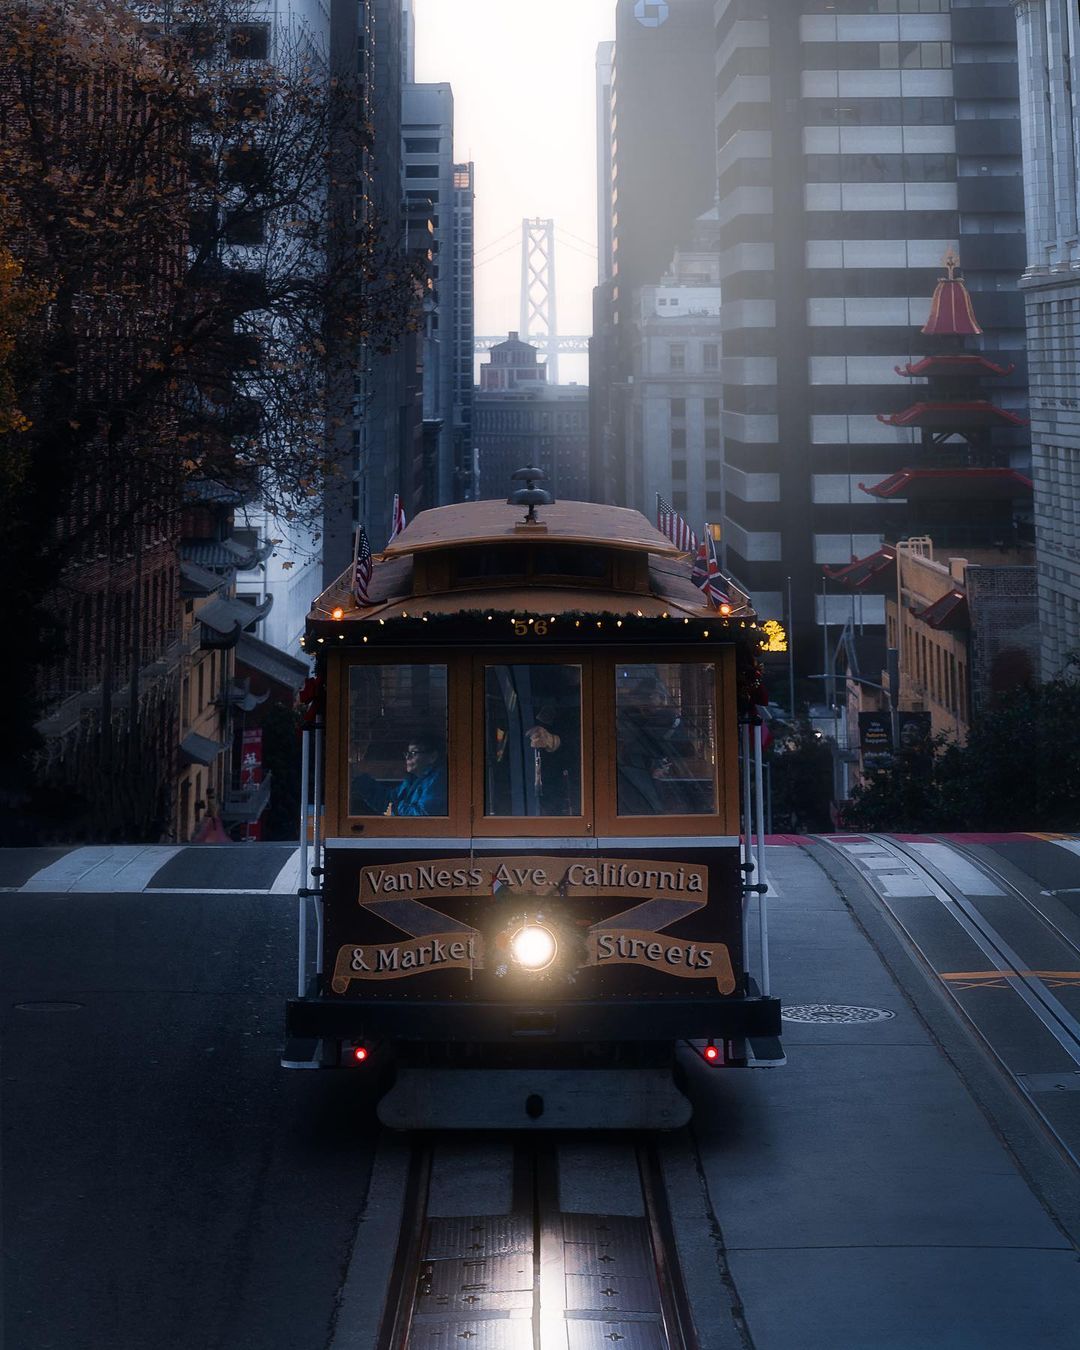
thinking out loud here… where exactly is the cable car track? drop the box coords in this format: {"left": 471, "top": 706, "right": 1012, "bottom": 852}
{"left": 940, "top": 835, "right": 1080, "bottom": 971}
{"left": 375, "top": 1138, "right": 698, "bottom": 1350}
{"left": 864, "top": 835, "right": 1080, "bottom": 1065}
{"left": 826, "top": 834, "right": 1080, "bottom": 1169}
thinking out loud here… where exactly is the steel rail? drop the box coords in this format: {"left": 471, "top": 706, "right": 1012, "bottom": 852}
{"left": 818, "top": 834, "right": 1080, "bottom": 1170}
{"left": 940, "top": 835, "right": 1080, "bottom": 971}
{"left": 868, "top": 834, "right": 1080, "bottom": 1067}
{"left": 375, "top": 1137, "right": 697, "bottom": 1350}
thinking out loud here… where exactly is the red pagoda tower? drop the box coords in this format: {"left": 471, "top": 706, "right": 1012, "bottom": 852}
{"left": 828, "top": 251, "right": 1031, "bottom": 584}
{"left": 821, "top": 254, "right": 1037, "bottom": 749}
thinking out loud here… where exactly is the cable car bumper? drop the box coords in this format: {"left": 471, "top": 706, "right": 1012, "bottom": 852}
{"left": 285, "top": 993, "right": 781, "bottom": 1043}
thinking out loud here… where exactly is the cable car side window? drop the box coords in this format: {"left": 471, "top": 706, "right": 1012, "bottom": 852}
{"left": 615, "top": 663, "right": 717, "bottom": 816}
{"left": 348, "top": 665, "right": 449, "bottom": 817}
{"left": 484, "top": 664, "right": 582, "bottom": 817}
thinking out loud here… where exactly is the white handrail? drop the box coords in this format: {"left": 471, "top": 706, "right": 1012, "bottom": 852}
{"left": 740, "top": 721, "right": 752, "bottom": 975}
{"left": 312, "top": 716, "right": 325, "bottom": 975}
{"left": 754, "top": 722, "right": 770, "bottom": 998}
{"left": 297, "top": 725, "right": 311, "bottom": 998}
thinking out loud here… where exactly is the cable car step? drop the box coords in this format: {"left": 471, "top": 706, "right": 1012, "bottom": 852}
{"left": 377, "top": 1068, "right": 693, "bottom": 1131}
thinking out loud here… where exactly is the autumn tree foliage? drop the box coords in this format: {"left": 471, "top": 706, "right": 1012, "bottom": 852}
{"left": 0, "top": 0, "right": 421, "bottom": 795}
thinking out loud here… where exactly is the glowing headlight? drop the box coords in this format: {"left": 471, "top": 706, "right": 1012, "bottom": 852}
{"left": 510, "top": 924, "right": 558, "bottom": 972}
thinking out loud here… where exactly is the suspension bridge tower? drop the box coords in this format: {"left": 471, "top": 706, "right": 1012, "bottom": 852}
{"left": 519, "top": 218, "right": 559, "bottom": 384}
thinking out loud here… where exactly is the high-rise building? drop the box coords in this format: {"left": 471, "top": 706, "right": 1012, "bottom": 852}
{"left": 403, "top": 82, "right": 458, "bottom": 506}
{"left": 713, "top": 0, "right": 1028, "bottom": 665}
{"left": 589, "top": 0, "right": 717, "bottom": 506}
{"left": 623, "top": 226, "right": 723, "bottom": 522}
{"left": 595, "top": 40, "right": 615, "bottom": 285}
{"left": 1012, "top": 0, "right": 1080, "bottom": 677}
{"left": 452, "top": 162, "right": 477, "bottom": 499}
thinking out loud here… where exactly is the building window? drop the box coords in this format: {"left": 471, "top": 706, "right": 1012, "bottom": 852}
{"left": 228, "top": 23, "right": 270, "bottom": 59}
{"left": 703, "top": 343, "right": 719, "bottom": 371}
{"left": 669, "top": 344, "right": 686, "bottom": 372}
{"left": 670, "top": 398, "right": 685, "bottom": 419}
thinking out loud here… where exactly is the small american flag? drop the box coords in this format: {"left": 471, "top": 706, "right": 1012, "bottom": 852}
{"left": 656, "top": 494, "right": 697, "bottom": 553}
{"left": 352, "top": 522, "right": 373, "bottom": 605}
{"left": 389, "top": 493, "right": 407, "bottom": 544}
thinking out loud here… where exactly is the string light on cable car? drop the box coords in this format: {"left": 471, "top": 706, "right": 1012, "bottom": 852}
{"left": 332, "top": 606, "right": 344, "bottom": 621}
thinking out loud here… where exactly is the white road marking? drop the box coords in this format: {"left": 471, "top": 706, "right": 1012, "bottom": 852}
{"left": 270, "top": 848, "right": 304, "bottom": 894}
{"left": 21, "top": 846, "right": 181, "bottom": 892}
{"left": 910, "top": 842, "right": 1005, "bottom": 895}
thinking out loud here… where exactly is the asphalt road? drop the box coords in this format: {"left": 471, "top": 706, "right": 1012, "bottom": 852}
{"left": 4, "top": 837, "right": 1080, "bottom": 1350}
{"left": 1, "top": 878, "right": 380, "bottom": 1350}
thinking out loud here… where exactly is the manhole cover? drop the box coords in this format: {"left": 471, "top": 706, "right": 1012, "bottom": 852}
{"left": 782, "top": 1003, "right": 895, "bottom": 1024}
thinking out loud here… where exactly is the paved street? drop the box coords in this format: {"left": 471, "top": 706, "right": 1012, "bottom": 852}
{"left": 4, "top": 838, "right": 1080, "bottom": 1349}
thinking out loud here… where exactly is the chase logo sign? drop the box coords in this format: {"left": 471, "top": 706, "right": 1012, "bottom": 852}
{"left": 634, "top": 0, "right": 670, "bottom": 27}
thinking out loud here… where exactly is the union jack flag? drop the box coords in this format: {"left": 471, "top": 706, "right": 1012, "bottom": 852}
{"left": 655, "top": 494, "right": 697, "bottom": 553}
{"left": 389, "top": 492, "right": 407, "bottom": 544}
{"left": 691, "top": 525, "right": 732, "bottom": 612}
{"left": 352, "top": 522, "right": 373, "bottom": 605}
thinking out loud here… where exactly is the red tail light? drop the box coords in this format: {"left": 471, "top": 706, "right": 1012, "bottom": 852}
{"left": 351, "top": 1044, "right": 369, "bottom": 1064}
{"left": 703, "top": 1042, "right": 720, "bottom": 1064}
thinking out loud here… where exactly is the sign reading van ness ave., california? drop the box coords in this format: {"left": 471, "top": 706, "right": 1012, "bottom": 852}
{"left": 329, "top": 855, "right": 735, "bottom": 995}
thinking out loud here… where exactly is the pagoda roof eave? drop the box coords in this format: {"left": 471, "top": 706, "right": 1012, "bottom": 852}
{"left": 859, "top": 467, "right": 1034, "bottom": 500}
{"left": 912, "top": 591, "right": 970, "bottom": 631}
{"left": 877, "top": 400, "right": 1028, "bottom": 429}
{"left": 822, "top": 546, "right": 898, "bottom": 592}
{"left": 895, "top": 355, "right": 1015, "bottom": 379}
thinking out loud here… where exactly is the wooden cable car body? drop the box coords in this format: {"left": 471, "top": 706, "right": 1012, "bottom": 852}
{"left": 284, "top": 497, "right": 781, "bottom": 1128}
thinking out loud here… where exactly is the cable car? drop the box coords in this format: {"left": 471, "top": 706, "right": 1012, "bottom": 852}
{"left": 283, "top": 479, "right": 781, "bottom": 1128}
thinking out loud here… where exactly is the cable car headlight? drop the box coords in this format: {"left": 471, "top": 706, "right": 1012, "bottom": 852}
{"left": 510, "top": 923, "right": 558, "bottom": 972}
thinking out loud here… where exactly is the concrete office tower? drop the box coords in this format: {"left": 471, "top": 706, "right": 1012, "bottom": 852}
{"left": 1012, "top": 1, "right": 1080, "bottom": 677}
{"left": 452, "top": 163, "right": 477, "bottom": 500}
{"left": 365, "top": 0, "right": 425, "bottom": 542}
{"left": 596, "top": 41, "right": 615, "bottom": 285}
{"left": 589, "top": 0, "right": 716, "bottom": 506}
{"left": 403, "top": 82, "right": 458, "bottom": 506}
{"left": 713, "top": 0, "right": 1028, "bottom": 664}
{"left": 623, "top": 220, "right": 723, "bottom": 522}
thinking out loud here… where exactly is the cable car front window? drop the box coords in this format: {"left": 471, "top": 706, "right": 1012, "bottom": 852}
{"left": 348, "top": 665, "right": 449, "bottom": 817}
{"left": 484, "top": 664, "right": 582, "bottom": 817}
{"left": 615, "top": 664, "right": 717, "bottom": 816}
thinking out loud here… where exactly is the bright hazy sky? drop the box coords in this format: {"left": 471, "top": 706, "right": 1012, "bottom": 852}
{"left": 413, "top": 0, "right": 615, "bottom": 383}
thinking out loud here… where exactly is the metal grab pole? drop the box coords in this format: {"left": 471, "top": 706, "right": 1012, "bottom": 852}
{"left": 741, "top": 722, "right": 752, "bottom": 972}
{"left": 312, "top": 717, "right": 325, "bottom": 974}
{"left": 297, "top": 726, "right": 310, "bottom": 999}
{"left": 754, "top": 722, "right": 770, "bottom": 998}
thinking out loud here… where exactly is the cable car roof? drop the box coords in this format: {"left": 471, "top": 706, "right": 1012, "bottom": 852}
{"left": 305, "top": 499, "right": 756, "bottom": 648}
{"left": 381, "top": 499, "right": 683, "bottom": 558}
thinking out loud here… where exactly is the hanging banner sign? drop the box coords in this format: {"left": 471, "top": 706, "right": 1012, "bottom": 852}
{"left": 858, "top": 711, "right": 893, "bottom": 770}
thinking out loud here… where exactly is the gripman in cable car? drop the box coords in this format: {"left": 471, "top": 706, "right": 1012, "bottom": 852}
{"left": 284, "top": 469, "right": 781, "bottom": 1129}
